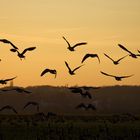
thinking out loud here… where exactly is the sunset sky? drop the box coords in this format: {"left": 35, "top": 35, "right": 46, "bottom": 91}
{"left": 0, "top": 0, "right": 140, "bottom": 87}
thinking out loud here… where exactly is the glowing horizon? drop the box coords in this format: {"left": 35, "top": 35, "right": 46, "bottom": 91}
{"left": 0, "top": 0, "right": 140, "bottom": 87}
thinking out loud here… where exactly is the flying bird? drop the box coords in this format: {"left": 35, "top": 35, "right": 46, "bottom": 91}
{"left": 40, "top": 68, "right": 57, "bottom": 78}
{"left": 104, "top": 53, "right": 128, "bottom": 65}
{"left": 69, "top": 87, "right": 92, "bottom": 99}
{"left": 118, "top": 44, "right": 140, "bottom": 58}
{"left": 65, "top": 61, "right": 83, "bottom": 75}
{"left": 69, "top": 87, "right": 83, "bottom": 94}
{"left": 0, "top": 105, "right": 18, "bottom": 114}
{"left": 0, "top": 39, "right": 18, "bottom": 50}
{"left": 81, "top": 53, "right": 100, "bottom": 63}
{"left": 100, "top": 71, "right": 134, "bottom": 81}
{"left": 76, "top": 103, "right": 96, "bottom": 110}
{"left": 62, "top": 36, "right": 87, "bottom": 51}
{"left": 80, "top": 91, "right": 92, "bottom": 99}
{"left": 11, "top": 47, "right": 36, "bottom": 60}
{"left": 23, "top": 101, "right": 39, "bottom": 112}
{"left": 0, "top": 76, "right": 17, "bottom": 85}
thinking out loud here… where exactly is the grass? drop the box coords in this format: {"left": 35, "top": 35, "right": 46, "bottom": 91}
{"left": 0, "top": 114, "right": 140, "bottom": 140}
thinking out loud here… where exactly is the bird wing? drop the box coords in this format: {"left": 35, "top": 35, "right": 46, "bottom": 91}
{"left": 81, "top": 54, "right": 91, "bottom": 63}
{"left": 73, "top": 65, "right": 84, "bottom": 72}
{"left": 120, "top": 74, "right": 134, "bottom": 79}
{"left": 62, "top": 36, "right": 71, "bottom": 48}
{"left": 118, "top": 44, "right": 133, "bottom": 54}
{"left": 0, "top": 39, "right": 18, "bottom": 49}
{"left": 100, "top": 71, "right": 115, "bottom": 77}
{"left": 138, "top": 50, "right": 140, "bottom": 53}
{"left": 95, "top": 54, "right": 100, "bottom": 63}
{"left": 104, "top": 53, "right": 114, "bottom": 62}
{"left": 65, "top": 61, "right": 72, "bottom": 72}
{"left": 70, "top": 88, "right": 83, "bottom": 94}
{"left": 40, "top": 69, "right": 50, "bottom": 76}
{"left": 85, "top": 91, "right": 92, "bottom": 99}
{"left": 117, "top": 55, "right": 128, "bottom": 62}
{"left": 73, "top": 42, "right": 87, "bottom": 49}
{"left": 76, "top": 103, "right": 86, "bottom": 109}
{"left": 23, "top": 102, "right": 32, "bottom": 109}
{"left": 9, "top": 42, "right": 18, "bottom": 49}
{"left": 82, "top": 54, "right": 100, "bottom": 63}
{"left": 0, "top": 39, "right": 11, "bottom": 44}
{"left": 0, "top": 106, "right": 7, "bottom": 111}
{"left": 12, "top": 108, "right": 18, "bottom": 114}
{"left": 22, "top": 47, "right": 36, "bottom": 55}
{"left": 4, "top": 76, "right": 17, "bottom": 82}
{"left": 23, "top": 89, "right": 32, "bottom": 93}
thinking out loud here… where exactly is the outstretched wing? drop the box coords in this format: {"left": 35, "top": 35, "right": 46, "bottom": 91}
{"left": 75, "top": 103, "right": 86, "bottom": 109}
{"left": 12, "top": 108, "right": 18, "bottom": 114}
{"left": 88, "top": 104, "right": 96, "bottom": 110}
{"left": 82, "top": 54, "right": 100, "bottom": 63}
{"left": 118, "top": 44, "right": 133, "bottom": 54}
{"left": 65, "top": 61, "right": 72, "bottom": 72}
{"left": 62, "top": 36, "right": 71, "bottom": 48}
{"left": 40, "top": 69, "right": 51, "bottom": 76}
{"left": 117, "top": 55, "right": 128, "bottom": 62}
{"left": 104, "top": 53, "right": 114, "bottom": 62}
{"left": 81, "top": 54, "right": 91, "bottom": 63}
{"left": 0, "top": 39, "right": 11, "bottom": 44}
{"left": 22, "top": 47, "right": 36, "bottom": 55}
{"left": 69, "top": 87, "right": 83, "bottom": 94}
{"left": 120, "top": 74, "right": 134, "bottom": 79}
{"left": 100, "top": 71, "right": 115, "bottom": 77}
{"left": 73, "top": 42, "right": 87, "bottom": 49}
{"left": 85, "top": 91, "right": 92, "bottom": 99}
{"left": 23, "top": 102, "right": 32, "bottom": 109}
{"left": 9, "top": 42, "right": 18, "bottom": 49}
{"left": 4, "top": 76, "right": 17, "bottom": 82}
{"left": 73, "top": 65, "right": 84, "bottom": 72}
{"left": 0, "top": 39, "right": 18, "bottom": 49}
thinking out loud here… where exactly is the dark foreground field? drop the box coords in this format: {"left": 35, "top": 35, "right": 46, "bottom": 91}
{"left": 0, "top": 114, "right": 140, "bottom": 140}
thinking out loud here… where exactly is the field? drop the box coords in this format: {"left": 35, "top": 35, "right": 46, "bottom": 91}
{"left": 0, "top": 114, "right": 140, "bottom": 140}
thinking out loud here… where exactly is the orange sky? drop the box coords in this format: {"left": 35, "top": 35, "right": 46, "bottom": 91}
{"left": 0, "top": 0, "right": 140, "bottom": 87}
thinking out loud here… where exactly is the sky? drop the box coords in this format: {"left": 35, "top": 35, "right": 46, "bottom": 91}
{"left": 0, "top": 0, "right": 140, "bottom": 87}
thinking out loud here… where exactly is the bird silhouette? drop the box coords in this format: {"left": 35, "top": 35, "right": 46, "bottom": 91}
{"left": 1, "top": 87, "right": 31, "bottom": 94}
{"left": 0, "top": 105, "right": 18, "bottom": 114}
{"left": 62, "top": 36, "right": 87, "bottom": 51}
{"left": 81, "top": 53, "right": 100, "bottom": 63}
{"left": 138, "top": 50, "right": 140, "bottom": 53}
{"left": 76, "top": 103, "right": 96, "bottom": 110}
{"left": 100, "top": 71, "right": 134, "bottom": 81}
{"left": 0, "top": 76, "right": 17, "bottom": 85}
{"left": 118, "top": 44, "right": 140, "bottom": 58}
{"left": 69, "top": 87, "right": 83, "bottom": 94}
{"left": 104, "top": 53, "right": 128, "bottom": 65}
{"left": 80, "top": 91, "right": 92, "bottom": 99}
{"left": 65, "top": 61, "right": 83, "bottom": 75}
{"left": 0, "top": 39, "right": 18, "bottom": 50}
{"left": 69, "top": 87, "right": 92, "bottom": 99}
{"left": 11, "top": 47, "right": 36, "bottom": 60}
{"left": 23, "top": 101, "right": 39, "bottom": 112}
{"left": 40, "top": 68, "right": 57, "bottom": 78}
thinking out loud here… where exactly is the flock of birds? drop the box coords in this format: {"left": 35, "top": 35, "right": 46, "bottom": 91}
{"left": 0, "top": 36, "right": 140, "bottom": 114}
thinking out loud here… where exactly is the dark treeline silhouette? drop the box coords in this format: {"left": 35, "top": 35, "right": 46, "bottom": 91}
{"left": 0, "top": 85, "right": 140, "bottom": 115}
